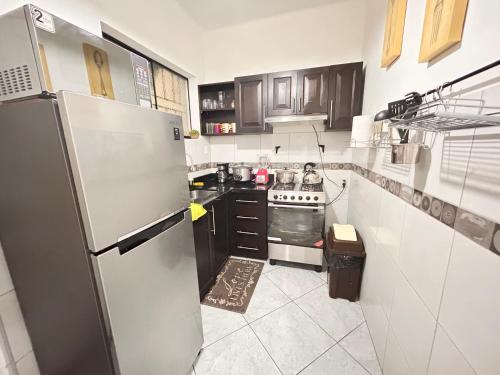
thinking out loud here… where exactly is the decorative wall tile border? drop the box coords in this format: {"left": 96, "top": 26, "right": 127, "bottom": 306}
{"left": 188, "top": 162, "right": 353, "bottom": 172}
{"left": 352, "top": 164, "right": 500, "bottom": 256}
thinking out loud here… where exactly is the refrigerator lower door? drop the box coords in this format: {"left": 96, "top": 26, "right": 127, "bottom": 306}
{"left": 95, "top": 210, "right": 202, "bottom": 375}
{"left": 56, "top": 90, "right": 190, "bottom": 252}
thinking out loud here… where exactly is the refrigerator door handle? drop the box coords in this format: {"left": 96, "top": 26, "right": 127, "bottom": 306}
{"left": 117, "top": 210, "right": 186, "bottom": 255}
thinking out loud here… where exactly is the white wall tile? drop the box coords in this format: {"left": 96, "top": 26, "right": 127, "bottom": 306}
{"left": 0, "top": 245, "right": 13, "bottom": 296}
{"left": 439, "top": 233, "right": 500, "bottom": 375}
{"left": 234, "top": 135, "right": 261, "bottom": 163}
{"left": 0, "top": 292, "right": 32, "bottom": 362}
{"left": 375, "top": 189, "right": 406, "bottom": 263}
{"left": 389, "top": 272, "right": 436, "bottom": 375}
{"left": 427, "top": 325, "right": 475, "bottom": 375}
{"left": 325, "top": 198, "right": 348, "bottom": 226}
{"left": 409, "top": 129, "right": 474, "bottom": 206}
{"left": 210, "top": 136, "right": 235, "bottom": 163}
{"left": 288, "top": 132, "right": 322, "bottom": 163}
{"left": 320, "top": 131, "right": 352, "bottom": 163}
{"left": 459, "top": 126, "right": 500, "bottom": 223}
{"left": 398, "top": 205, "right": 454, "bottom": 317}
{"left": 260, "top": 134, "right": 289, "bottom": 163}
{"left": 382, "top": 326, "right": 411, "bottom": 375}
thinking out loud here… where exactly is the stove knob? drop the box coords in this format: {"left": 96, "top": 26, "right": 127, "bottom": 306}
{"left": 306, "top": 196, "right": 311, "bottom": 201}
{"left": 290, "top": 196, "right": 295, "bottom": 200}
{"left": 314, "top": 196, "right": 319, "bottom": 201}
{"left": 298, "top": 196, "right": 303, "bottom": 200}
{"left": 283, "top": 195, "right": 288, "bottom": 200}
{"left": 273, "top": 195, "right": 278, "bottom": 200}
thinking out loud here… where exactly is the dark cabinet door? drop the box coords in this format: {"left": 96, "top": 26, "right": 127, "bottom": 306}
{"left": 193, "top": 213, "right": 213, "bottom": 299}
{"left": 267, "top": 71, "right": 297, "bottom": 116}
{"left": 327, "top": 62, "right": 364, "bottom": 131}
{"left": 235, "top": 74, "right": 268, "bottom": 133}
{"left": 297, "top": 67, "right": 329, "bottom": 115}
{"left": 209, "top": 197, "right": 229, "bottom": 274}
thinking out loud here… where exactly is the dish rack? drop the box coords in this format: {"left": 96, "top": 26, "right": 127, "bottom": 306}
{"left": 388, "top": 90, "right": 500, "bottom": 133}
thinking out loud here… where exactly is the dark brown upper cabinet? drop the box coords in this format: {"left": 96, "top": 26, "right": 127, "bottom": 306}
{"left": 235, "top": 74, "right": 268, "bottom": 134}
{"left": 297, "top": 67, "right": 330, "bottom": 115}
{"left": 267, "top": 71, "right": 297, "bottom": 116}
{"left": 327, "top": 62, "right": 364, "bottom": 131}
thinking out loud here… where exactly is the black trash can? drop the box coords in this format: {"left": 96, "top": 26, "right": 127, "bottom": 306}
{"left": 325, "top": 226, "right": 365, "bottom": 302}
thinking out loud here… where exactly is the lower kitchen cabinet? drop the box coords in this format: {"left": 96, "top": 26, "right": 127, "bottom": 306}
{"left": 193, "top": 196, "right": 230, "bottom": 300}
{"left": 229, "top": 191, "right": 268, "bottom": 260}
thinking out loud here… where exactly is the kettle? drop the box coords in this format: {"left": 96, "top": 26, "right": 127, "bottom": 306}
{"left": 302, "top": 162, "right": 322, "bottom": 185}
{"left": 216, "top": 163, "right": 229, "bottom": 183}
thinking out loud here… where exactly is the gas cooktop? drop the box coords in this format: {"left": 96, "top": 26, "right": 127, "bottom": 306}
{"left": 268, "top": 183, "right": 326, "bottom": 204}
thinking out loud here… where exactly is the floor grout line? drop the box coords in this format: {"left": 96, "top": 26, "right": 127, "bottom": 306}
{"left": 247, "top": 321, "right": 284, "bottom": 375}
{"left": 337, "top": 321, "right": 379, "bottom": 375}
{"left": 296, "top": 341, "right": 339, "bottom": 374}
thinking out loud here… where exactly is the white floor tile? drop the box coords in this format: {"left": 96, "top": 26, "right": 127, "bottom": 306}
{"left": 0, "top": 245, "right": 14, "bottom": 296}
{"left": 200, "top": 305, "right": 246, "bottom": 348}
{"left": 340, "top": 323, "right": 381, "bottom": 375}
{"left": 266, "top": 266, "right": 324, "bottom": 299}
{"left": 300, "top": 344, "right": 369, "bottom": 375}
{"left": 296, "top": 285, "right": 365, "bottom": 341}
{"left": 243, "top": 275, "right": 291, "bottom": 323}
{"left": 194, "top": 326, "right": 280, "bottom": 375}
{"left": 0, "top": 291, "right": 32, "bottom": 362}
{"left": 14, "top": 352, "right": 40, "bottom": 375}
{"left": 261, "top": 260, "right": 281, "bottom": 275}
{"left": 251, "top": 303, "right": 334, "bottom": 375}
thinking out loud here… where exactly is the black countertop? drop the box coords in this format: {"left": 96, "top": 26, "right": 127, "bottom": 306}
{"left": 190, "top": 173, "right": 273, "bottom": 206}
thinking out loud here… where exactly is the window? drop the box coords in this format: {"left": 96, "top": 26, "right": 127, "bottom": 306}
{"left": 102, "top": 32, "right": 192, "bottom": 134}
{"left": 151, "top": 62, "right": 191, "bottom": 133}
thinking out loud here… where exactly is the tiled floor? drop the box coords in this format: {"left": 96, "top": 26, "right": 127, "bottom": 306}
{"left": 192, "top": 258, "right": 381, "bottom": 375}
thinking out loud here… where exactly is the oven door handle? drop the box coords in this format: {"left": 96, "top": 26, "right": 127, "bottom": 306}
{"left": 268, "top": 203, "right": 325, "bottom": 210}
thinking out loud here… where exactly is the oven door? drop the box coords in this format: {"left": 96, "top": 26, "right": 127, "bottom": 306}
{"left": 267, "top": 203, "right": 325, "bottom": 247}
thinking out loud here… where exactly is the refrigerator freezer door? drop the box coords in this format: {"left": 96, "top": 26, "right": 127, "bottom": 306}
{"left": 57, "top": 91, "right": 189, "bottom": 251}
{"left": 95, "top": 210, "right": 203, "bottom": 375}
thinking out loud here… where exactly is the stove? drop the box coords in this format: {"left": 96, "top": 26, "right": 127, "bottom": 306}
{"left": 268, "top": 183, "right": 326, "bottom": 204}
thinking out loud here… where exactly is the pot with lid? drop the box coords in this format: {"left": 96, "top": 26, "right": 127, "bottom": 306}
{"left": 275, "top": 168, "right": 297, "bottom": 184}
{"left": 233, "top": 165, "right": 253, "bottom": 182}
{"left": 302, "top": 162, "right": 322, "bottom": 185}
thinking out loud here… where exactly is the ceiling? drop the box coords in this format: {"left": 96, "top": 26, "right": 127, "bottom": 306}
{"left": 177, "top": 0, "right": 348, "bottom": 30}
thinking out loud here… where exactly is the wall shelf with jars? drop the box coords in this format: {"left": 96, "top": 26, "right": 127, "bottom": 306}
{"left": 198, "top": 81, "right": 237, "bottom": 136}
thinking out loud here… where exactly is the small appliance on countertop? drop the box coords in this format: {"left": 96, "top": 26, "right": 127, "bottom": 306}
{"left": 255, "top": 155, "right": 270, "bottom": 185}
{"left": 216, "top": 163, "right": 230, "bottom": 183}
{"left": 232, "top": 165, "right": 253, "bottom": 182}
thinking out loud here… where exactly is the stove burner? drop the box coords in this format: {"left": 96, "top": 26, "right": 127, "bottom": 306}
{"left": 300, "top": 184, "right": 323, "bottom": 192}
{"left": 272, "top": 183, "right": 296, "bottom": 191}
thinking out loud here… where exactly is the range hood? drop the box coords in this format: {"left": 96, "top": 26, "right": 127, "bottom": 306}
{"left": 265, "top": 114, "right": 328, "bottom": 124}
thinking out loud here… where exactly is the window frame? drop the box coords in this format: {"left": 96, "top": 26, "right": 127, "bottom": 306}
{"left": 102, "top": 32, "right": 192, "bottom": 133}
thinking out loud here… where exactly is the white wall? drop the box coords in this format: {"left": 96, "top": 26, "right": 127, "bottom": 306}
{"left": 356, "top": 1, "right": 500, "bottom": 374}
{"left": 202, "top": 0, "right": 366, "bottom": 83}
{"left": 202, "top": 0, "right": 367, "bottom": 223}
{"left": 0, "top": 1, "right": 207, "bottom": 373}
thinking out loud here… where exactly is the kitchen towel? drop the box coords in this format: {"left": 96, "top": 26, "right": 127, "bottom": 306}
{"left": 350, "top": 115, "right": 374, "bottom": 147}
{"left": 190, "top": 203, "right": 207, "bottom": 221}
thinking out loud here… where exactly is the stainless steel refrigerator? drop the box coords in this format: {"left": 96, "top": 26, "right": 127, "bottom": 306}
{"left": 0, "top": 92, "right": 203, "bottom": 375}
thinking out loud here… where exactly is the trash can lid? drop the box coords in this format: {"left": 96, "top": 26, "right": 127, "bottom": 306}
{"left": 326, "top": 226, "right": 365, "bottom": 257}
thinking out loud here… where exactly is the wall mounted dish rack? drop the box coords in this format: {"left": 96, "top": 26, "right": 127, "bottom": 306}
{"left": 387, "top": 59, "right": 500, "bottom": 133}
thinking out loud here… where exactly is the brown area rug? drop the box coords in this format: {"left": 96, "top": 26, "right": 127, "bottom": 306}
{"left": 202, "top": 258, "right": 263, "bottom": 313}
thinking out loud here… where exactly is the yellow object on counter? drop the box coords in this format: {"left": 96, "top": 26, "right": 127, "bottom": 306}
{"left": 193, "top": 182, "right": 204, "bottom": 187}
{"left": 190, "top": 203, "right": 207, "bottom": 221}
{"left": 332, "top": 224, "right": 357, "bottom": 241}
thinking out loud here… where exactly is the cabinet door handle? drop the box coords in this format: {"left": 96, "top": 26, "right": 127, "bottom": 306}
{"left": 237, "top": 230, "right": 259, "bottom": 236}
{"left": 237, "top": 245, "right": 260, "bottom": 251}
{"left": 299, "top": 97, "right": 302, "bottom": 112}
{"left": 329, "top": 99, "right": 333, "bottom": 128}
{"left": 210, "top": 208, "right": 216, "bottom": 235}
{"left": 293, "top": 97, "right": 296, "bottom": 112}
{"left": 236, "top": 215, "right": 259, "bottom": 220}
{"left": 235, "top": 199, "right": 258, "bottom": 204}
